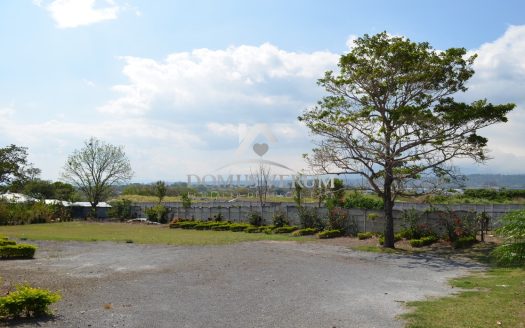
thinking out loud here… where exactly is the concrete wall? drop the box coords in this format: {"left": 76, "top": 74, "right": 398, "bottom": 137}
{"left": 131, "top": 201, "right": 525, "bottom": 233}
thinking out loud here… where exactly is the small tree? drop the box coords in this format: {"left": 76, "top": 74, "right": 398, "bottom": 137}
{"left": 300, "top": 32, "right": 515, "bottom": 248}
{"left": 181, "top": 193, "right": 192, "bottom": 218}
{"left": 154, "top": 180, "right": 167, "bottom": 203}
{"left": 312, "top": 178, "right": 327, "bottom": 208}
{"left": 62, "top": 137, "right": 133, "bottom": 216}
{"left": 252, "top": 162, "right": 271, "bottom": 220}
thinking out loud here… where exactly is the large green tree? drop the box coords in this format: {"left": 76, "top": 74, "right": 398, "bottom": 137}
{"left": 300, "top": 32, "right": 515, "bottom": 248}
{"left": 0, "top": 144, "right": 40, "bottom": 189}
{"left": 62, "top": 137, "right": 133, "bottom": 215}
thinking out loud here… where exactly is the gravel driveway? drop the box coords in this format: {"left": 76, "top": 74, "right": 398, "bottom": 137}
{"left": 0, "top": 240, "right": 484, "bottom": 328}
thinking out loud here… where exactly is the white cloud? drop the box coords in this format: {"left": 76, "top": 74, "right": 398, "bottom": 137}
{"left": 99, "top": 43, "right": 339, "bottom": 118}
{"left": 38, "top": 0, "right": 120, "bottom": 28}
{"left": 460, "top": 25, "right": 525, "bottom": 173}
{"left": 5, "top": 27, "right": 525, "bottom": 180}
{"left": 345, "top": 34, "right": 358, "bottom": 50}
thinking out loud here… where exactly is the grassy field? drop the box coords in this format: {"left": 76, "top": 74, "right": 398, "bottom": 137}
{"left": 402, "top": 268, "right": 525, "bottom": 328}
{"left": 0, "top": 222, "right": 308, "bottom": 245}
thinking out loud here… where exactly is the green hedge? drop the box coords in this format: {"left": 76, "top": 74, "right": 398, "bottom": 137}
{"left": 178, "top": 221, "right": 199, "bottom": 229}
{"left": 357, "top": 232, "right": 374, "bottom": 240}
{"left": 410, "top": 236, "right": 439, "bottom": 248}
{"left": 0, "top": 284, "right": 61, "bottom": 318}
{"left": 318, "top": 229, "right": 343, "bottom": 239}
{"left": 210, "top": 224, "right": 231, "bottom": 231}
{"left": 0, "top": 240, "right": 16, "bottom": 246}
{"left": 244, "top": 226, "right": 261, "bottom": 233}
{"left": 292, "top": 228, "right": 318, "bottom": 236}
{"left": 228, "top": 223, "right": 251, "bottom": 232}
{"left": 272, "top": 226, "right": 298, "bottom": 234}
{"left": 378, "top": 233, "right": 403, "bottom": 245}
{"left": 0, "top": 244, "right": 37, "bottom": 259}
{"left": 453, "top": 236, "right": 477, "bottom": 249}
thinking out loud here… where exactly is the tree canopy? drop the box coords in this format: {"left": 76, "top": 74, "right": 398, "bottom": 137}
{"left": 299, "top": 32, "right": 515, "bottom": 247}
{"left": 0, "top": 144, "right": 41, "bottom": 189}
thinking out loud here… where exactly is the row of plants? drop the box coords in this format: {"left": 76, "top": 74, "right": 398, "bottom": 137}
{"left": 169, "top": 219, "right": 348, "bottom": 239}
{"left": 0, "top": 235, "right": 36, "bottom": 259}
{"left": 354, "top": 208, "right": 484, "bottom": 248}
{"left": 0, "top": 201, "right": 71, "bottom": 226}
{"left": 170, "top": 207, "right": 358, "bottom": 239}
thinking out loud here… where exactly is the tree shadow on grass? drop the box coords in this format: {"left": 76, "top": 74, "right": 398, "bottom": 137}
{"left": 373, "top": 242, "right": 498, "bottom": 272}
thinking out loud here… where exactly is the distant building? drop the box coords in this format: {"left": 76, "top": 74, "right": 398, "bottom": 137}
{"left": 69, "top": 202, "right": 112, "bottom": 219}
{"left": 0, "top": 192, "right": 111, "bottom": 219}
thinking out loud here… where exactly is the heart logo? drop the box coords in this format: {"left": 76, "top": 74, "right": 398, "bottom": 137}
{"left": 252, "top": 143, "right": 269, "bottom": 157}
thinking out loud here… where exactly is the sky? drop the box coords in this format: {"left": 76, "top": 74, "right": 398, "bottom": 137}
{"left": 1, "top": 0, "right": 525, "bottom": 182}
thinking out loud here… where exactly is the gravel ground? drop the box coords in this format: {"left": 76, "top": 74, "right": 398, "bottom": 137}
{"left": 0, "top": 240, "right": 485, "bottom": 328}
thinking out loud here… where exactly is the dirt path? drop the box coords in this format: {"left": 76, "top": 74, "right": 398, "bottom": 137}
{"left": 0, "top": 240, "right": 485, "bottom": 328}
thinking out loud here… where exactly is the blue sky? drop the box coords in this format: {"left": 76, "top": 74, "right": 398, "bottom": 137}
{"left": 1, "top": 0, "right": 525, "bottom": 182}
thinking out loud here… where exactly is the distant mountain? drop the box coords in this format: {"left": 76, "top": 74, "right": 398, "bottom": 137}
{"left": 465, "top": 174, "right": 525, "bottom": 189}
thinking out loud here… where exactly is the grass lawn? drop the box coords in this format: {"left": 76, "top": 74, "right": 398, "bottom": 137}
{"left": 0, "top": 222, "right": 308, "bottom": 245}
{"left": 402, "top": 268, "right": 525, "bottom": 328}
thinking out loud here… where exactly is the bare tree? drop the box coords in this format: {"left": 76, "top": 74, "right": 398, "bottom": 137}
{"left": 252, "top": 162, "right": 271, "bottom": 221}
{"left": 62, "top": 137, "right": 133, "bottom": 217}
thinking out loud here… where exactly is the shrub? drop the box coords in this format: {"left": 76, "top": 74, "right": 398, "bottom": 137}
{"left": 244, "top": 226, "right": 261, "bottom": 233}
{"left": 492, "top": 210, "right": 525, "bottom": 266}
{"left": 0, "top": 284, "right": 61, "bottom": 318}
{"left": 272, "top": 226, "right": 298, "bottom": 234}
{"left": 292, "top": 228, "right": 318, "bottom": 236}
{"left": 328, "top": 207, "right": 357, "bottom": 235}
{"left": 178, "top": 221, "right": 199, "bottom": 229}
{"left": 211, "top": 224, "right": 232, "bottom": 231}
{"left": 0, "top": 201, "right": 68, "bottom": 226}
{"left": 168, "top": 220, "right": 184, "bottom": 228}
{"left": 0, "top": 240, "right": 16, "bottom": 246}
{"left": 298, "top": 207, "right": 325, "bottom": 230}
{"left": 247, "top": 212, "right": 263, "bottom": 226}
{"left": 108, "top": 198, "right": 133, "bottom": 220}
{"left": 378, "top": 233, "right": 402, "bottom": 245}
{"left": 452, "top": 236, "right": 477, "bottom": 249}
{"left": 437, "top": 210, "right": 478, "bottom": 242}
{"left": 0, "top": 244, "right": 37, "bottom": 259}
{"left": 318, "top": 229, "right": 343, "bottom": 239}
{"left": 272, "top": 210, "right": 289, "bottom": 228}
{"left": 399, "top": 209, "right": 434, "bottom": 240}
{"left": 344, "top": 191, "right": 383, "bottom": 209}
{"left": 410, "top": 236, "right": 439, "bottom": 248}
{"left": 193, "top": 223, "right": 212, "bottom": 230}
{"left": 229, "top": 223, "right": 251, "bottom": 232}
{"left": 357, "top": 232, "right": 374, "bottom": 240}
{"left": 145, "top": 205, "right": 169, "bottom": 224}
{"left": 491, "top": 243, "right": 525, "bottom": 267}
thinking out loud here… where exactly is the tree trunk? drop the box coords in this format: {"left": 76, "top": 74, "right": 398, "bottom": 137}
{"left": 383, "top": 175, "right": 395, "bottom": 248}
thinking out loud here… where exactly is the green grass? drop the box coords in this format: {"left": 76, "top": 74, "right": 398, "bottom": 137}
{"left": 0, "top": 222, "right": 307, "bottom": 245}
{"left": 402, "top": 268, "right": 525, "bottom": 328}
{"left": 351, "top": 245, "right": 399, "bottom": 253}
